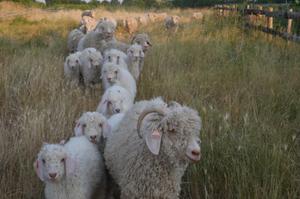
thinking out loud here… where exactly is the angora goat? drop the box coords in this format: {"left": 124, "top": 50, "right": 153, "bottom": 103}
{"left": 127, "top": 43, "right": 144, "bottom": 81}
{"left": 64, "top": 52, "right": 82, "bottom": 84}
{"left": 34, "top": 137, "right": 107, "bottom": 199}
{"left": 131, "top": 33, "right": 152, "bottom": 53}
{"left": 74, "top": 112, "right": 111, "bottom": 144}
{"left": 103, "top": 49, "right": 128, "bottom": 70}
{"left": 96, "top": 85, "right": 134, "bottom": 118}
{"left": 67, "top": 28, "right": 85, "bottom": 53}
{"left": 79, "top": 48, "right": 103, "bottom": 86}
{"left": 77, "top": 20, "right": 116, "bottom": 51}
{"left": 104, "top": 98, "right": 202, "bottom": 199}
{"left": 101, "top": 62, "right": 136, "bottom": 98}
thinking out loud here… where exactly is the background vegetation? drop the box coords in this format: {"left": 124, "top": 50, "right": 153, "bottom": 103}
{"left": 0, "top": 3, "right": 300, "bottom": 199}
{"left": 8, "top": 0, "right": 300, "bottom": 8}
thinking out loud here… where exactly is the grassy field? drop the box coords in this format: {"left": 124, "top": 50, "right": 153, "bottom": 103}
{"left": 0, "top": 2, "right": 300, "bottom": 199}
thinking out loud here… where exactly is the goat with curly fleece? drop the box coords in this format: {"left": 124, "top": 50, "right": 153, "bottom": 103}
{"left": 101, "top": 62, "right": 136, "bottom": 98}
{"left": 64, "top": 52, "right": 82, "bottom": 84}
{"left": 79, "top": 48, "right": 103, "bottom": 86}
{"left": 104, "top": 98, "right": 202, "bottom": 199}
{"left": 77, "top": 20, "right": 116, "bottom": 51}
{"left": 96, "top": 85, "right": 134, "bottom": 118}
{"left": 67, "top": 27, "right": 85, "bottom": 53}
{"left": 127, "top": 43, "right": 144, "bottom": 81}
{"left": 102, "top": 33, "right": 152, "bottom": 54}
{"left": 34, "top": 136, "right": 107, "bottom": 199}
{"left": 74, "top": 112, "right": 111, "bottom": 144}
{"left": 131, "top": 33, "right": 152, "bottom": 53}
{"left": 103, "top": 49, "right": 128, "bottom": 70}
{"left": 165, "top": 15, "right": 180, "bottom": 32}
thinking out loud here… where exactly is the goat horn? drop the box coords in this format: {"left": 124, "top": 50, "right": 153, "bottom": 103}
{"left": 168, "top": 101, "right": 181, "bottom": 108}
{"left": 137, "top": 108, "right": 166, "bottom": 139}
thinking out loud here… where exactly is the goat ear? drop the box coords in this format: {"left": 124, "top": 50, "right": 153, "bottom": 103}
{"left": 74, "top": 121, "right": 83, "bottom": 136}
{"left": 97, "top": 98, "right": 108, "bottom": 115}
{"left": 65, "top": 156, "right": 77, "bottom": 176}
{"left": 59, "top": 139, "right": 66, "bottom": 145}
{"left": 34, "top": 159, "right": 45, "bottom": 181}
{"left": 102, "top": 122, "right": 111, "bottom": 138}
{"left": 147, "top": 41, "right": 152, "bottom": 47}
{"left": 131, "top": 35, "right": 137, "bottom": 44}
{"left": 127, "top": 48, "right": 132, "bottom": 56}
{"left": 145, "top": 129, "right": 162, "bottom": 155}
{"left": 88, "top": 58, "right": 93, "bottom": 68}
{"left": 140, "top": 50, "right": 145, "bottom": 58}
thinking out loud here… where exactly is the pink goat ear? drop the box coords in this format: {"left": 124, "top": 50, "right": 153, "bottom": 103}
{"left": 59, "top": 140, "right": 66, "bottom": 145}
{"left": 34, "top": 159, "right": 44, "bottom": 181}
{"left": 103, "top": 122, "right": 112, "bottom": 138}
{"left": 74, "top": 122, "right": 83, "bottom": 136}
{"left": 145, "top": 129, "right": 162, "bottom": 155}
{"left": 65, "top": 156, "right": 77, "bottom": 176}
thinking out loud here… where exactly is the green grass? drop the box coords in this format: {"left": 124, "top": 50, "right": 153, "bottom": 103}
{"left": 0, "top": 11, "right": 299, "bottom": 199}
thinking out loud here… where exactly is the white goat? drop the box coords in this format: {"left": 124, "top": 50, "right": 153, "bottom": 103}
{"left": 101, "top": 62, "right": 137, "bottom": 98}
{"left": 103, "top": 49, "right": 128, "bottom": 70}
{"left": 104, "top": 98, "right": 202, "bottom": 198}
{"left": 127, "top": 44, "right": 144, "bottom": 81}
{"left": 64, "top": 52, "right": 82, "bottom": 84}
{"left": 34, "top": 137, "right": 107, "bottom": 199}
{"left": 79, "top": 48, "right": 103, "bottom": 86}
{"left": 96, "top": 85, "right": 134, "bottom": 118}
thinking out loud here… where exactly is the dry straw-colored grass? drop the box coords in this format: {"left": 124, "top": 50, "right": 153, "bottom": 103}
{"left": 0, "top": 2, "right": 299, "bottom": 199}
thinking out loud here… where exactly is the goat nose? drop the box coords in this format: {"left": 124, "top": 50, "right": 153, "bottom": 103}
{"left": 115, "top": 108, "right": 120, "bottom": 113}
{"left": 49, "top": 173, "right": 57, "bottom": 179}
{"left": 90, "top": 135, "right": 97, "bottom": 140}
{"left": 192, "top": 150, "right": 200, "bottom": 156}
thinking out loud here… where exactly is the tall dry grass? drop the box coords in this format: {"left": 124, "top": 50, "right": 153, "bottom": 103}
{"left": 0, "top": 7, "right": 299, "bottom": 199}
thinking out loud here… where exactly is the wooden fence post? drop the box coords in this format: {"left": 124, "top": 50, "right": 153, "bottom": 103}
{"left": 267, "top": 7, "right": 274, "bottom": 29}
{"left": 258, "top": 5, "right": 263, "bottom": 18}
{"left": 220, "top": 5, "right": 224, "bottom": 16}
{"left": 267, "top": 7, "right": 274, "bottom": 40}
{"left": 287, "top": 9, "right": 293, "bottom": 34}
{"left": 246, "top": 5, "right": 253, "bottom": 24}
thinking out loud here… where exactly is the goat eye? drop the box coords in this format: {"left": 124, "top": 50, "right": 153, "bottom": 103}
{"left": 114, "top": 70, "right": 118, "bottom": 74}
{"left": 61, "top": 158, "right": 65, "bottom": 163}
{"left": 82, "top": 124, "right": 87, "bottom": 128}
{"left": 169, "top": 129, "right": 175, "bottom": 133}
{"left": 99, "top": 123, "right": 102, "bottom": 127}
{"left": 42, "top": 159, "right": 46, "bottom": 164}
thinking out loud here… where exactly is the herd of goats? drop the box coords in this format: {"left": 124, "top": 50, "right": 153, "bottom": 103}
{"left": 34, "top": 10, "right": 203, "bottom": 199}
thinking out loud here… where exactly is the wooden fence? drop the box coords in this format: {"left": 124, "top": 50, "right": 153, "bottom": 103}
{"left": 215, "top": 4, "right": 300, "bottom": 42}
